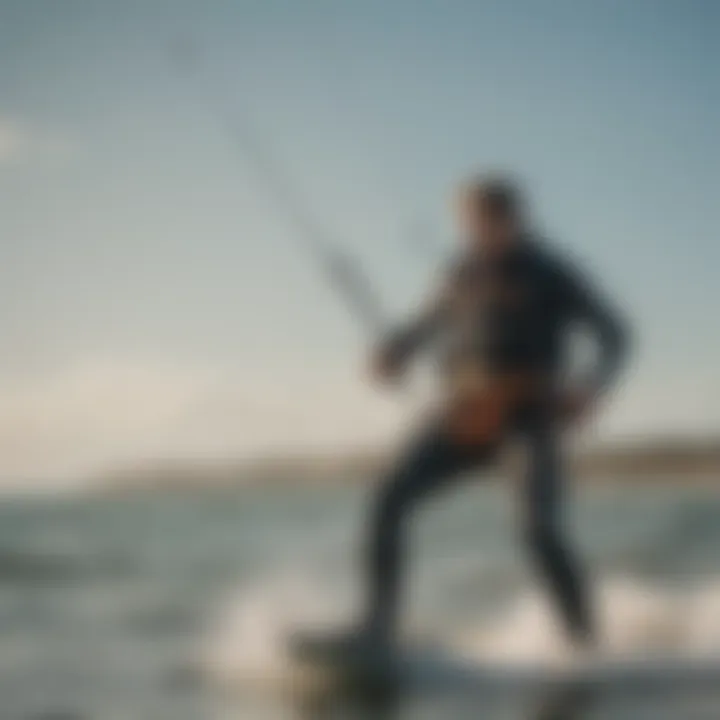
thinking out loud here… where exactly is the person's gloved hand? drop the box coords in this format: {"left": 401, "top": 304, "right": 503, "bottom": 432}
{"left": 560, "top": 386, "right": 599, "bottom": 428}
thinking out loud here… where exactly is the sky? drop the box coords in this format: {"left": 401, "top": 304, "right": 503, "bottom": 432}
{"left": 0, "top": 0, "right": 718, "bottom": 485}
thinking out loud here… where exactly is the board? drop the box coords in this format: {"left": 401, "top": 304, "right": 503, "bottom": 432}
{"left": 288, "top": 631, "right": 720, "bottom": 695}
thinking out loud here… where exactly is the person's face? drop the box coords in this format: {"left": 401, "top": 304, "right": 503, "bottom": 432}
{"left": 457, "top": 194, "right": 517, "bottom": 254}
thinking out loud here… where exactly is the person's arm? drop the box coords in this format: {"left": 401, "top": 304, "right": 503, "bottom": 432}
{"left": 555, "top": 254, "right": 631, "bottom": 404}
{"left": 372, "top": 267, "right": 455, "bottom": 381}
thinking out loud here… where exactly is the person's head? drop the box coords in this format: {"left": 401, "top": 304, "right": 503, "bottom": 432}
{"left": 456, "top": 175, "right": 526, "bottom": 253}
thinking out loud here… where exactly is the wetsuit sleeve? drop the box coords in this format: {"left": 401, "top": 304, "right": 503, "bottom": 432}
{"left": 379, "top": 267, "right": 455, "bottom": 369}
{"left": 555, "top": 255, "right": 631, "bottom": 396}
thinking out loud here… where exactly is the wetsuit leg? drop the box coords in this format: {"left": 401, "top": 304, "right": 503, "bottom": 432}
{"left": 519, "top": 411, "right": 594, "bottom": 645}
{"left": 365, "top": 425, "right": 498, "bottom": 638}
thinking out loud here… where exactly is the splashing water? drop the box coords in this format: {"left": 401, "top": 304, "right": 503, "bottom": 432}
{"left": 201, "top": 573, "right": 720, "bottom": 685}
{"left": 200, "top": 565, "right": 358, "bottom": 687}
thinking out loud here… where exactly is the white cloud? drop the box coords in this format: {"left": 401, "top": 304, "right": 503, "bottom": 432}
{"left": 0, "top": 358, "right": 214, "bottom": 484}
{"left": 598, "top": 368, "right": 720, "bottom": 440}
{"left": 0, "top": 354, "right": 716, "bottom": 490}
{"left": 0, "top": 358, "right": 402, "bottom": 487}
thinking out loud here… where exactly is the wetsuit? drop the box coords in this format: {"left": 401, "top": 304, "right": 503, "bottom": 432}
{"left": 364, "top": 235, "right": 630, "bottom": 644}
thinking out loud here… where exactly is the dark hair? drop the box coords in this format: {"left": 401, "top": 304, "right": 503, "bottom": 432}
{"left": 461, "top": 175, "right": 525, "bottom": 221}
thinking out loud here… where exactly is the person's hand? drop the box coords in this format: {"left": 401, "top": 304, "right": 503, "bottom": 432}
{"left": 368, "top": 347, "right": 403, "bottom": 386}
{"left": 560, "top": 386, "right": 598, "bottom": 428}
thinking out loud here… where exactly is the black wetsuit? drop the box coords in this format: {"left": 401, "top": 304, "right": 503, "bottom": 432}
{"left": 364, "top": 235, "right": 630, "bottom": 644}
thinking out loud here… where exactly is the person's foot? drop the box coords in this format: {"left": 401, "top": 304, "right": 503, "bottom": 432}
{"left": 289, "top": 621, "right": 394, "bottom": 664}
{"left": 567, "top": 627, "right": 601, "bottom": 671}
{"left": 570, "top": 623, "right": 597, "bottom": 652}
{"left": 330, "top": 620, "right": 394, "bottom": 653}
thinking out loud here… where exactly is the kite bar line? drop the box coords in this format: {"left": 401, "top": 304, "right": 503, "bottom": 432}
{"left": 170, "top": 38, "right": 386, "bottom": 338}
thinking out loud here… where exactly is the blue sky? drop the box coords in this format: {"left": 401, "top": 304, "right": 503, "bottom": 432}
{"left": 0, "top": 0, "right": 718, "bottom": 483}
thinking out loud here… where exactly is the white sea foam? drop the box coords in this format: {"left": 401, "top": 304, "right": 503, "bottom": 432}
{"left": 456, "top": 576, "right": 720, "bottom": 665}
{"left": 201, "top": 573, "right": 720, "bottom": 686}
{"left": 200, "top": 566, "right": 357, "bottom": 687}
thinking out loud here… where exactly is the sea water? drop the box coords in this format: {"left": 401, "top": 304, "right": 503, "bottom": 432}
{"left": 1, "top": 479, "right": 719, "bottom": 719}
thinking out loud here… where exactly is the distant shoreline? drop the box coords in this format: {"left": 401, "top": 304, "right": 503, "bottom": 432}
{"left": 97, "top": 436, "right": 720, "bottom": 493}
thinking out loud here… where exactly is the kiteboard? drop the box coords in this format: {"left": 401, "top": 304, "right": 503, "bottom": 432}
{"left": 288, "top": 629, "right": 720, "bottom": 695}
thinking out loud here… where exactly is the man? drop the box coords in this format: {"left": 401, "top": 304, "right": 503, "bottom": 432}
{"left": 318, "top": 176, "right": 630, "bottom": 656}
